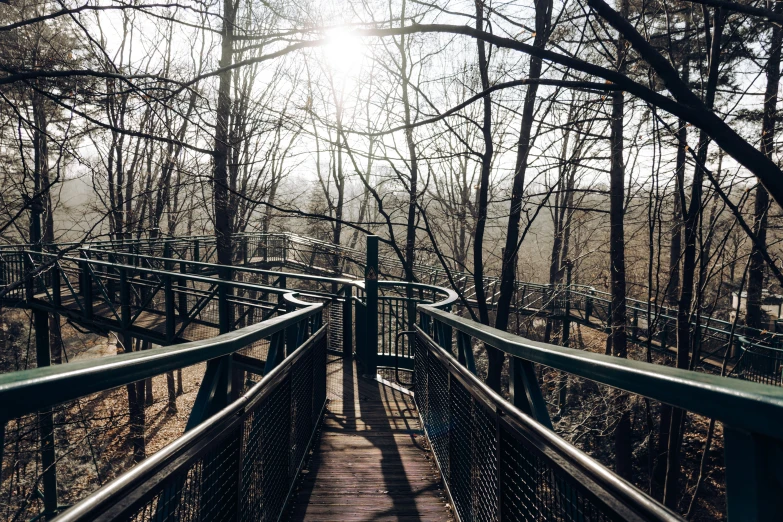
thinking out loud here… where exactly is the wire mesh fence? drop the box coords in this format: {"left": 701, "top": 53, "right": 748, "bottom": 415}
{"left": 414, "top": 331, "right": 667, "bottom": 522}
{"left": 55, "top": 328, "right": 327, "bottom": 522}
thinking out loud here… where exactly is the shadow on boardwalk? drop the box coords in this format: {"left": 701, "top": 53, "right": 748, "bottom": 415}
{"left": 287, "top": 355, "right": 452, "bottom": 521}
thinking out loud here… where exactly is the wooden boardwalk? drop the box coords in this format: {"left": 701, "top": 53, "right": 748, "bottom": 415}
{"left": 287, "top": 356, "right": 452, "bottom": 521}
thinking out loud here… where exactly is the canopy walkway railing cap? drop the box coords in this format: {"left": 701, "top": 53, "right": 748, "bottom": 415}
{"left": 79, "top": 248, "right": 362, "bottom": 285}
{"left": 51, "top": 325, "right": 327, "bottom": 522}
{"left": 419, "top": 304, "right": 783, "bottom": 439}
{"left": 17, "top": 249, "right": 289, "bottom": 296}
{"left": 0, "top": 299, "right": 323, "bottom": 419}
{"left": 378, "top": 280, "right": 459, "bottom": 308}
{"left": 419, "top": 329, "right": 682, "bottom": 522}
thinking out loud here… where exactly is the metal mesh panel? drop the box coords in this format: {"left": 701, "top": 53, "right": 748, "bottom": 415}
{"left": 312, "top": 333, "right": 327, "bottom": 425}
{"left": 427, "top": 349, "right": 450, "bottom": 480}
{"left": 500, "top": 426, "right": 615, "bottom": 522}
{"left": 414, "top": 334, "right": 428, "bottom": 426}
{"left": 450, "top": 377, "right": 473, "bottom": 521}
{"left": 258, "top": 379, "right": 292, "bottom": 521}
{"left": 416, "top": 331, "right": 642, "bottom": 522}
{"left": 500, "top": 427, "right": 540, "bottom": 521}
{"left": 290, "top": 349, "right": 314, "bottom": 477}
{"left": 473, "top": 402, "right": 498, "bottom": 522}
{"left": 46, "top": 330, "right": 327, "bottom": 522}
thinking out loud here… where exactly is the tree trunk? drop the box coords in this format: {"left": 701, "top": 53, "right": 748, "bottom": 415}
{"left": 608, "top": 0, "right": 631, "bottom": 480}
{"left": 663, "top": 7, "right": 725, "bottom": 509}
{"left": 213, "top": 0, "right": 236, "bottom": 270}
{"left": 472, "top": 0, "right": 496, "bottom": 389}
{"left": 746, "top": 1, "right": 782, "bottom": 330}
{"left": 494, "top": 0, "right": 553, "bottom": 367}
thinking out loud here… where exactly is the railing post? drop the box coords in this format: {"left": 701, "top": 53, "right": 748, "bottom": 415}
{"left": 51, "top": 264, "right": 60, "bottom": 308}
{"left": 356, "top": 299, "right": 365, "bottom": 361}
{"left": 165, "top": 274, "right": 175, "bottom": 343}
{"left": 435, "top": 319, "right": 452, "bottom": 354}
{"left": 120, "top": 267, "right": 130, "bottom": 330}
{"left": 178, "top": 261, "right": 188, "bottom": 319}
{"left": 724, "top": 426, "right": 783, "bottom": 520}
{"left": 343, "top": 286, "right": 353, "bottom": 357}
{"left": 508, "top": 355, "right": 553, "bottom": 429}
{"left": 106, "top": 253, "right": 116, "bottom": 302}
{"left": 218, "top": 280, "right": 230, "bottom": 334}
{"left": 456, "top": 330, "right": 476, "bottom": 374}
{"left": 286, "top": 300, "right": 299, "bottom": 355}
{"left": 277, "top": 275, "right": 287, "bottom": 314}
{"left": 420, "top": 309, "right": 431, "bottom": 336}
{"left": 163, "top": 241, "right": 171, "bottom": 269}
{"left": 365, "top": 236, "right": 379, "bottom": 377}
{"left": 34, "top": 310, "right": 58, "bottom": 518}
{"left": 80, "top": 252, "right": 93, "bottom": 320}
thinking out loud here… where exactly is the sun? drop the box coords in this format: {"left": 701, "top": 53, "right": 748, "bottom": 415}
{"left": 322, "top": 29, "right": 365, "bottom": 76}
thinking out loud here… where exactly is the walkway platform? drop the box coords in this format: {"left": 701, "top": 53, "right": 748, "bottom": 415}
{"left": 288, "top": 355, "right": 452, "bottom": 521}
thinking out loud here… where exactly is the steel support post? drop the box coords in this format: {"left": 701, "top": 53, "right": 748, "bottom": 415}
{"left": 285, "top": 300, "right": 299, "bottom": 355}
{"left": 120, "top": 268, "right": 130, "bottom": 330}
{"left": 34, "top": 310, "right": 58, "bottom": 518}
{"left": 178, "top": 261, "right": 187, "bottom": 318}
{"left": 356, "top": 300, "right": 365, "bottom": 362}
{"left": 277, "top": 275, "right": 286, "bottom": 314}
{"left": 724, "top": 426, "right": 783, "bottom": 521}
{"left": 508, "top": 355, "right": 553, "bottom": 429}
{"left": 365, "top": 236, "right": 379, "bottom": 377}
{"left": 107, "top": 254, "right": 117, "bottom": 302}
{"left": 558, "top": 264, "right": 572, "bottom": 414}
{"left": 80, "top": 252, "right": 92, "bottom": 320}
{"left": 164, "top": 274, "right": 175, "bottom": 343}
{"left": 343, "top": 286, "right": 353, "bottom": 358}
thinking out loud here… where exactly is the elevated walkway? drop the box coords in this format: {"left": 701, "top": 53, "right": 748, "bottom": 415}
{"left": 1, "top": 233, "right": 782, "bottom": 521}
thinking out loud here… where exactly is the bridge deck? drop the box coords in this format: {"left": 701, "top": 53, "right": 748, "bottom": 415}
{"left": 288, "top": 355, "right": 452, "bottom": 521}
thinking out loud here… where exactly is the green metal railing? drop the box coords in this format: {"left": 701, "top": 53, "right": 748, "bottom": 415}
{"left": 420, "top": 304, "right": 783, "bottom": 520}
{"left": 53, "top": 326, "right": 328, "bottom": 522}
{"left": 0, "top": 290, "right": 324, "bottom": 520}
{"left": 3, "top": 232, "right": 783, "bottom": 520}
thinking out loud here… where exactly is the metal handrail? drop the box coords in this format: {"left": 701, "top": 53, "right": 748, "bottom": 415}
{"left": 416, "top": 328, "right": 681, "bottom": 522}
{"left": 3, "top": 232, "right": 777, "bottom": 349}
{"left": 0, "top": 298, "right": 323, "bottom": 419}
{"left": 419, "top": 304, "right": 783, "bottom": 440}
{"left": 54, "top": 326, "right": 328, "bottom": 522}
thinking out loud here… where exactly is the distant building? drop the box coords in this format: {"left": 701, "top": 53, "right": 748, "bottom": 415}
{"left": 731, "top": 290, "right": 783, "bottom": 328}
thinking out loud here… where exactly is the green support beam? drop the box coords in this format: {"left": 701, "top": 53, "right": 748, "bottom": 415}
{"left": 364, "top": 236, "right": 379, "bottom": 377}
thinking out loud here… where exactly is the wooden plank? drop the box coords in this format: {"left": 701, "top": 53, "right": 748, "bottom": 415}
{"left": 286, "top": 356, "right": 453, "bottom": 521}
